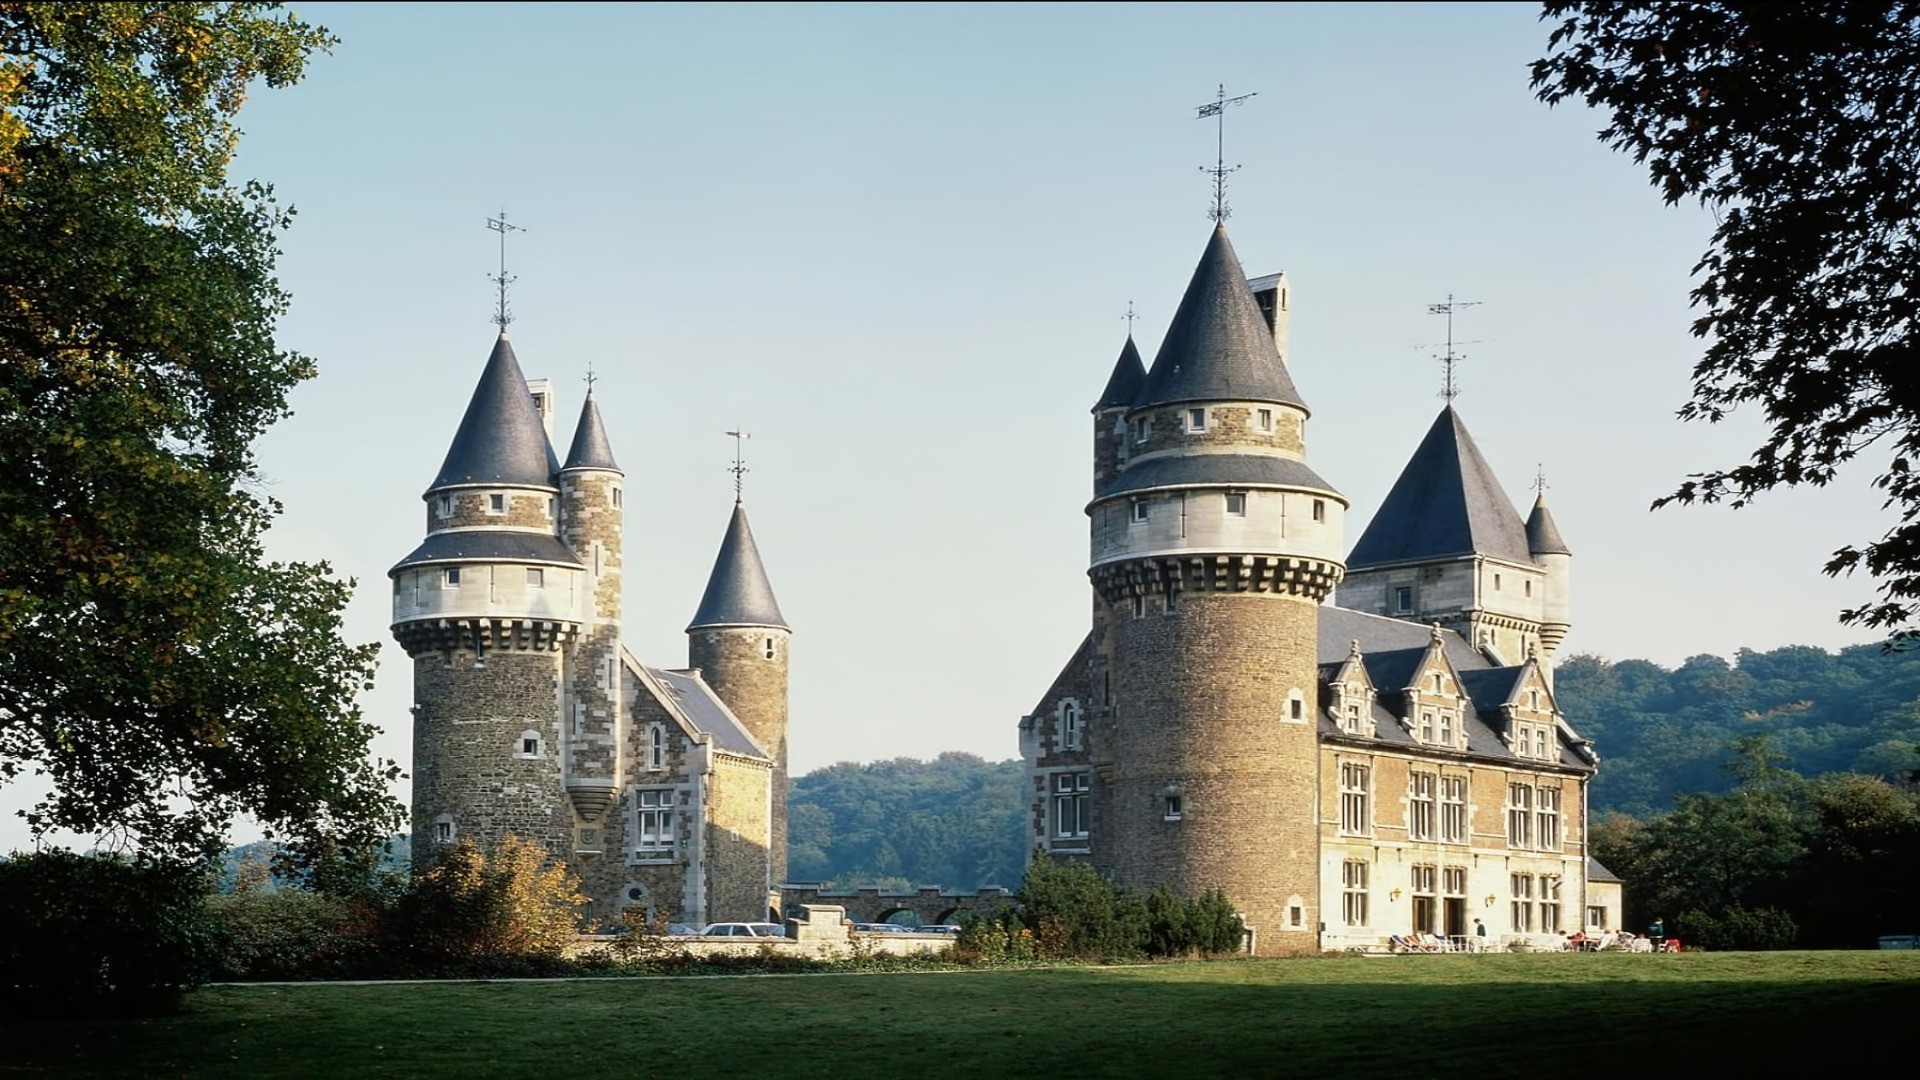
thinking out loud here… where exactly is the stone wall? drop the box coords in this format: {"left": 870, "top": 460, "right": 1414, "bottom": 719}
{"left": 689, "top": 627, "right": 789, "bottom": 888}
{"left": 706, "top": 753, "right": 775, "bottom": 922}
{"left": 425, "top": 486, "right": 557, "bottom": 532}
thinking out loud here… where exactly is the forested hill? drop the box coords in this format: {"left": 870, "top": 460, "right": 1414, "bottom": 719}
{"left": 1556, "top": 643, "right": 1920, "bottom": 818}
{"left": 788, "top": 753, "right": 1027, "bottom": 891}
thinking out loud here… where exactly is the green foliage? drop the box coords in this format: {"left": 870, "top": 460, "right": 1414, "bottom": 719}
{"left": 0, "top": 3, "right": 403, "bottom": 861}
{"left": 387, "top": 835, "right": 588, "bottom": 966}
{"left": 0, "top": 850, "right": 221, "bottom": 1016}
{"left": 1556, "top": 645, "right": 1920, "bottom": 816}
{"left": 1533, "top": 3, "right": 1920, "bottom": 634}
{"left": 789, "top": 753, "right": 1025, "bottom": 889}
{"left": 1676, "top": 906, "right": 1800, "bottom": 951}
{"left": 209, "top": 879, "right": 385, "bottom": 981}
{"left": 961, "top": 857, "right": 1245, "bottom": 963}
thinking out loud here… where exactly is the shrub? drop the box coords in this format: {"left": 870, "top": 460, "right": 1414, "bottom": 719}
{"left": 0, "top": 850, "right": 221, "bottom": 1017}
{"left": 1677, "top": 906, "right": 1800, "bottom": 951}
{"left": 386, "top": 834, "right": 587, "bottom": 968}
{"left": 210, "top": 884, "right": 384, "bottom": 981}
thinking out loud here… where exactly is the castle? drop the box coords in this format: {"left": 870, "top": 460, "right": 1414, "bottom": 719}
{"left": 390, "top": 332, "right": 790, "bottom": 926}
{"left": 1019, "top": 223, "right": 1620, "bottom": 954}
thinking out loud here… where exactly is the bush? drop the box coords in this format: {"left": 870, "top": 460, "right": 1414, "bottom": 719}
{"left": 385, "top": 834, "right": 587, "bottom": 969}
{"left": 1677, "top": 906, "right": 1800, "bottom": 951}
{"left": 210, "top": 882, "right": 386, "bottom": 981}
{"left": 969, "top": 857, "right": 1247, "bottom": 964}
{"left": 0, "top": 850, "right": 221, "bottom": 1017}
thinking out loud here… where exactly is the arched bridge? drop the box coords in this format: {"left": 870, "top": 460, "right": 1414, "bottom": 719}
{"left": 780, "top": 884, "right": 1016, "bottom": 926}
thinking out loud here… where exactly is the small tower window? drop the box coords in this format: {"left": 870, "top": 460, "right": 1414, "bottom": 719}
{"left": 547, "top": 497, "right": 555, "bottom": 518}
{"left": 764, "top": 637, "right": 776, "bottom": 660}
{"left": 1287, "top": 691, "right": 1305, "bottom": 722}
{"left": 433, "top": 815, "right": 456, "bottom": 843}
{"left": 437, "top": 494, "right": 453, "bottom": 517}
{"left": 489, "top": 493, "right": 507, "bottom": 514}
{"left": 1131, "top": 595, "right": 1146, "bottom": 620}
{"left": 1187, "top": 408, "right": 1207, "bottom": 432}
{"left": 527, "top": 567, "right": 544, "bottom": 587}
{"left": 1525, "top": 579, "right": 1533, "bottom": 598}
{"left": 517, "top": 730, "right": 542, "bottom": 758}
{"left": 1494, "top": 573, "right": 1502, "bottom": 591}
{"left": 1393, "top": 586, "right": 1412, "bottom": 614}
{"left": 1225, "top": 492, "right": 1247, "bottom": 516}
{"left": 444, "top": 568, "right": 462, "bottom": 588}
{"left": 1131, "top": 500, "right": 1150, "bottom": 524}
{"left": 1132, "top": 416, "right": 1150, "bottom": 443}
{"left": 1312, "top": 499, "right": 1326, "bottom": 523}
{"left": 612, "top": 486, "right": 623, "bottom": 508}
{"left": 1162, "top": 787, "right": 1184, "bottom": 821}
{"left": 1257, "top": 408, "right": 1274, "bottom": 432}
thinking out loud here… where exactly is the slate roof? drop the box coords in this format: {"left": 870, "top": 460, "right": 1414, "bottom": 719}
{"left": 390, "top": 529, "right": 584, "bottom": 573}
{"left": 1095, "top": 453, "right": 1342, "bottom": 503}
{"left": 1135, "top": 225, "right": 1307, "bottom": 411}
{"left": 1526, "top": 493, "right": 1572, "bottom": 556}
{"left": 1096, "top": 336, "right": 1147, "bottom": 410}
{"left": 430, "top": 333, "right": 560, "bottom": 491}
{"left": 562, "top": 394, "right": 621, "bottom": 473}
{"left": 1346, "top": 406, "right": 1533, "bottom": 570}
{"left": 687, "top": 503, "right": 789, "bottom": 631}
{"left": 1587, "top": 857, "right": 1622, "bottom": 884}
{"left": 645, "top": 664, "right": 770, "bottom": 760}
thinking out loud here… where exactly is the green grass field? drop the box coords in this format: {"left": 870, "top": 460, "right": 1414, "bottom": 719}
{"left": 8, "top": 952, "right": 1916, "bottom": 1077}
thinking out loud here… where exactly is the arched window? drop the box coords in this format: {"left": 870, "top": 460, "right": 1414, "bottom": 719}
{"left": 1058, "top": 700, "right": 1083, "bottom": 751}
{"left": 647, "top": 723, "right": 666, "bottom": 771}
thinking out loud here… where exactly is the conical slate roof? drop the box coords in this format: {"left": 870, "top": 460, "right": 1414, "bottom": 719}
{"left": 1135, "top": 224, "right": 1307, "bottom": 410}
{"left": 430, "top": 333, "right": 558, "bottom": 491}
{"left": 1095, "top": 336, "right": 1146, "bottom": 410}
{"left": 1347, "top": 406, "right": 1533, "bottom": 570}
{"left": 687, "top": 503, "right": 789, "bottom": 631}
{"left": 562, "top": 394, "right": 621, "bottom": 472}
{"left": 1526, "top": 493, "right": 1572, "bottom": 556}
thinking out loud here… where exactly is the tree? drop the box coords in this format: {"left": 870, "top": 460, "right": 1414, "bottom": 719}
{"left": 0, "top": 4, "right": 402, "bottom": 862}
{"left": 391, "top": 836, "right": 589, "bottom": 963}
{"left": 1532, "top": 3, "right": 1920, "bottom": 635}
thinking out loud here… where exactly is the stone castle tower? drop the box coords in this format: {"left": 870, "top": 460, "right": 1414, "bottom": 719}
{"left": 392, "top": 330, "right": 790, "bottom": 925}
{"left": 1084, "top": 224, "right": 1347, "bottom": 948}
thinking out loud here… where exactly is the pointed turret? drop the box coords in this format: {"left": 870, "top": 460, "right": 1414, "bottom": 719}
{"left": 431, "top": 331, "right": 559, "bottom": 491}
{"left": 1347, "top": 406, "right": 1531, "bottom": 571}
{"left": 1096, "top": 336, "right": 1146, "bottom": 410}
{"left": 563, "top": 394, "right": 621, "bottom": 473}
{"left": 1134, "top": 224, "right": 1306, "bottom": 410}
{"left": 688, "top": 503, "right": 788, "bottom": 631}
{"left": 1526, "top": 493, "right": 1572, "bottom": 557}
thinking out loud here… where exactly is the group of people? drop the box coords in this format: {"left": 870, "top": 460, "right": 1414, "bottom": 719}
{"left": 1388, "top": 918, "right": 1680, "bottom": 954}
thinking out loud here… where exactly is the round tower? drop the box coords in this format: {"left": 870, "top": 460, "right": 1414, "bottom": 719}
{"left": 558, "top": 393, "right": 624, "bottom": 843}
{"left": 1088, "top": 225, "right": 1346, "bottom": 954}
{"left": 1526, "top": 492, "right": 1573, "bottom": 685}
{"left": 391, "top": 331, "right": 582, "bottom": 864}
{"left": 686, "top": 502, "right": 791, "bottom": 891}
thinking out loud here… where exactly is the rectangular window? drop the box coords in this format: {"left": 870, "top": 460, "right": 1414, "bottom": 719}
{"left": 526, "top": 567, "right": 544, "bottom": 587}
{"left": 1537, "top": 786, "right": 1562, "bottom": 851}
{"left": 1187, "top": 407, "right": 1207, "bottom": 432}
{"left": 1225, "top": 492, "right": 1247, "bottom": 516}
{"left": 1534, "top": 727, "right": 1550, "bottom": 760}
{"left": 1288, "top": 696, "right": 1304, "bottom": 722}
{"left": 443, "top": 567, "right": 461, "bottom": 588}
{"left": 1312, "top": 499, "right": 1326, "bottom": 523}
{"left": 1393, "top": 586, "right": 1413, "bottom": 614}
{"left": 437, "top": 495, "right": 453, "bottom": 517}
{"left": 1418, "top": 711, "right": 1435, "bottom": 743}
{"left": 1163, "top": 793, "right": 1183, "bottom": 821}
{"left": 489, "top": 493, "right": 506, "bottom": 514}
{"left": 1133, "top": 416, "right": 1150, "bottom": 443}
{"left": 1438, "top": 711, "right": 1455, "bottom": 748}
{"left": 1053, "top": 772, "right": 1090, "bottom": 840}
{"left": 1540, "top": 875, "right": 1563, "bottom": 934}
{"left": 1410, "top": 864, "right": 1437, "bottom": 934}
{"left": 1342, "top": 860, "right": 1370, "bottom": 927}
{"left": 1441, "top": 776, "right": 1468, "bottom": 843}
{"left": 1343, "top": 701, "right": 1366, "bottom": 736}
{"left": 1442, "top": 866, "right": 1467, "bottom": 896}
{"left": 1511, "top": 873, "right": 1535, "bottom": 933}
{"left": 1587, "top": 905, "right": 1607, "bottom": 930}
{"left": 1409, "top": 772, "right": 1436, "bottom": 841}
{"left": 612, "top": 486, "right": 623, "bottom": 508}
{"left": 1507, "top": 783, "right": 1534, "bottom": 849}
{"left": 1257, "top": 408, "right": 1274, "bottom": 432}
{"left": 521, "top": 736, "right": 539, "bottom": 756}
{"left": 635, "top": 789, "right": 676, "bottom": 855}
{"left": 1339, "top": 762, "right": 1371, "bottom": 835}
{"left": 434, "top": 820, "right": 454, "bottom": 843}
{"left": 1131, "top": 500, "right": 1150, "bottom": 524}
{"left": 1131, "top": 595, "right": 1146, "bottom": 619}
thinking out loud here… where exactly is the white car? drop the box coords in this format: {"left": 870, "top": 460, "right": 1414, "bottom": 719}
{"left": 700, "top": 922, "right": 786, "bottom": 938}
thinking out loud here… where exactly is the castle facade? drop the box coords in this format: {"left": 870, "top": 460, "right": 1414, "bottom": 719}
{"left": 1020, "top": 224, "right": 1617, "bottom": 954}
{"left": 390, "top": 332, "right": 789, "bottom": 926}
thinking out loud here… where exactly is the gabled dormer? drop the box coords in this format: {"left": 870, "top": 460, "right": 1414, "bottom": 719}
{"left": 1400, "top": 625, "right": 1469, "bottom": 750}
{"left": 1324, "top": 639, "right": 1377, "bottom": 737}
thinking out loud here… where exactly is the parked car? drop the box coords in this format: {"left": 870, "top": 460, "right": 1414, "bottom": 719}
{"left": 701, "top": 922, "right": 787, "bottom": 938}
{"left": 853, "top": 922, "right": 916, "bottom": 934}
{"left": 666, "top": 923, "right": 702, "bottom": 936}
{"left": 914, "top": 925, "right": 961, "bottom": 935}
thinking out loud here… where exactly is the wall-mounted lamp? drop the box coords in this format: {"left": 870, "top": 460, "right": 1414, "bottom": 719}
{"left": 1389, "top": 888, "right": 1402, "bottom": 901}
{"left": 1485, "top": 895, "right": 1498, "bottom": 907}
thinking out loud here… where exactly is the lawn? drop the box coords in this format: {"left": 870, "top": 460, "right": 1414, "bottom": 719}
{"left": 7, "top": 952, "right": 1916, "bottom": 1077}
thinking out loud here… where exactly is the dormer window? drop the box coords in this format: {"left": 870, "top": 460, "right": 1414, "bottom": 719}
{"left": 1394, "top": 586, "right": 1413, "bottom": 614}
{"left": 489, "top": 493, "right": 506, "bottom": 514}
{"left": 1187, "top": 408, "right": 1207, "bottom": 432}
{"left": 1419, "top": 711, "right": 1435, "bottom": 742}
{"left": 1344, "top": 701, "right": 1365, "bottom": 736}
{"left": 1534, "top": 727, "right": 1550, "bottom": 759}
{"left": 1439, "top": 712, "right": 1455, "bottom": 747}
{"left": 1225, "top": 492, "right": 1247, "bottom": 516}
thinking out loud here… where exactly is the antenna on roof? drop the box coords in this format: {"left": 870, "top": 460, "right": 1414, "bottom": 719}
{"left": 1123, "top": 300, "right": 1139, "bottom": 335}
{"left": 487, "top": 211, "right": 525, "bottom": 330}
{"left": 1195, "top": 84, "right": 1257, "bottom": 223}
{"left": 1425, "top": 294, "right": 1482, "bottom": 403}
{"left": 725, "top": 428, "right": 750, "bottom": 504}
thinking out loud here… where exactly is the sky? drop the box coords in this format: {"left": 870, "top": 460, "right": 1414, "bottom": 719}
{"left": 1, "top": 2, "right": 1900, "bottom": 850}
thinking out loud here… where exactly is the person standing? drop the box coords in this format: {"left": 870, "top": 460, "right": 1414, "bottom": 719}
{"left": 1473, "top": 918, "right": 1488, "bottom": 952}
{"left": 1649, "top": 917, "right": 1666, "bottom": 951}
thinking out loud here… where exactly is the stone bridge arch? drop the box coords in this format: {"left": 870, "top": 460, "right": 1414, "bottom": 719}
{"left": 781, "top": 884, "right": 1015, "bottom": 926}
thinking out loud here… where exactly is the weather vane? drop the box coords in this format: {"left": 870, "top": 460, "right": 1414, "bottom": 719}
{"left": 1534, "top": 465, "right": 1550, "bottom": 495}
{"left": 487, "top": 211, "right": 525, "bottom": 329}
{"left": 725, "top": 428, "right": 750, "bottom": 503}
{"left": 1123, "top": 300, "right": 1139, "bottom": 334}
{"left": 583, "top": 360, "right": 598, "bottom": 396}
{"left": 1426, "top": 294, "right": 1482, "bottom": 403}
{"left": 1195, "top": 84, "right": 1257, "bottom": 223}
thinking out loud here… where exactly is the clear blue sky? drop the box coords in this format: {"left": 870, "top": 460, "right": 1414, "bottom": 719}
{"left": 2, "top": 2, "right": 1895, "bottom": 850}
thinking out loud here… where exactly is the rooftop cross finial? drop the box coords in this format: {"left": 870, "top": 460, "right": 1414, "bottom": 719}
{"left": 725, "top": 428, "right": 750, "bottom": 504}
{"left": 1533, "top": 464, "right": 1550, "bottom": 495}
{"left": 1195, "top": 84, "right": 1256, "bottom": 223}
{"left": 1123, "top": 300, "right": 1139, "bottom": 335}
{"left": 1426, "top": 294, "right": 1483, "bottom": 403}
{"left": 487, "top": 211, "right": 525, "bottom": 330}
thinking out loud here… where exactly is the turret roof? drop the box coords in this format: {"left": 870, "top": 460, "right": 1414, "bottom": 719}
{"left": 1135, "top": 224, "right": 1306, "bottom": 411}
{"left": 562, "top": 394, "right": 621, "bottom": 473}
{"left": 687, "top": 503, "right": 789, "bottom": 631}
{"left": 430, "top": 332, "right": 559, "bottom": 491}
{"left": 390, "top": 530, "right": 583, "bottom": 574}
{"left": 1346, "top": 406, "right": 1533, "bottom": 570}
{"left": 1094, "top": 452, "right": 1341, "bottom": 504}
{"left": 1526, "top": 493, "right": 1572, "bottom": 556}
{"left": 1096, "top": 336, "right": 1146, "bottom": 410}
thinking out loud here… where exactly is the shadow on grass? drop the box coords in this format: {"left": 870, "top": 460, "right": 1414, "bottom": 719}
{"left": 7, "top": 953, "right": 1917, "bottom": 1078}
